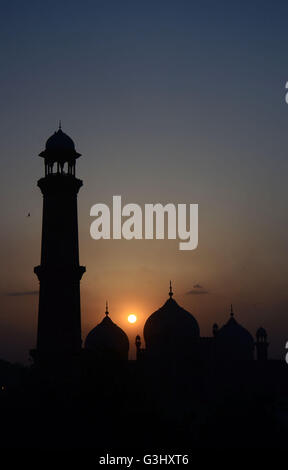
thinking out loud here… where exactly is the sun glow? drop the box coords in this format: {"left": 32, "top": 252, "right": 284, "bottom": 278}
{"left": 128, "top": 314, "right": 137, "bottom": 324}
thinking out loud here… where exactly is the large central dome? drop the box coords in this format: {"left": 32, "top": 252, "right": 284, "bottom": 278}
{"left": 144, "top": 284, "right": 200, "bottom": 359}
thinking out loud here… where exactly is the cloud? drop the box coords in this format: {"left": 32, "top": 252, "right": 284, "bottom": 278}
{"left": 5, "top": 290, "right": 39, "bottom": 297}
{"left": 186, "top": 285, "right": 209, "bottom": 295}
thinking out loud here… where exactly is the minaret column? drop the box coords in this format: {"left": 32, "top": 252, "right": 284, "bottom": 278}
{"left": 32, "top": 126, "right": 85, "bottom": 365}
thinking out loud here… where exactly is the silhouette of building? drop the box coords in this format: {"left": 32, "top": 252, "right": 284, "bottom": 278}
{"left": 213, "top": 304, "right": 255, "bottom": 361}
{"left": 255, "top": 327, "right": 269, "bottom": 361}
{"left": 85, "top": 302, "right": 129, "bottom": 361}
{"left": 143, "top": 281, "right": 201, "bottom": 361}
{"left": 32, "top": 125, "right": 85, "bottom": 366}
{"left": 137, "top": 283, "right": 267, "bottom": 364}
{"left": 17, "top": 127, "right": 287, "bottom": 451}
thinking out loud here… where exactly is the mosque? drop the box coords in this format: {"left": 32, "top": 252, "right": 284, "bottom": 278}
{"left": 0, "top": 125, "right": 285, "bottom": 451}
{"left": 33, "top": 126, "right": 269, "bottom": 369}
{"left": 84, "top": 283, "right": 268, "bottom": 364}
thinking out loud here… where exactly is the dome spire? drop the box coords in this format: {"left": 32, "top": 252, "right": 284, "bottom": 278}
{"left": 105, "top": 300, "right": 109, "bottom": 316}
{"left": 59, "top": 120, "right": 62, "bottom": 130}
{"left": 230, "top": 304, "right": 234, "bottom": 317}
{"left": 169, "top": 280, "right": 173, "bottom": 298}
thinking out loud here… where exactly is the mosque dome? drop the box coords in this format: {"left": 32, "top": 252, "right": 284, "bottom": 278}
{"left": 85, "top": 303, "right": 129, "bottom": 360}
{"left": 143, "top": 282, "right": 200, "bottom": 359}
{"left": 215, "top": 305, "right": 254, "bottom": 361}
{"left": 39, "top": 124, "right": 81, "bottom": 161}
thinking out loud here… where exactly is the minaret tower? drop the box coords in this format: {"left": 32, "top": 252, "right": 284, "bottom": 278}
{"left": 255, "top": 327, "right": 269, "bottom": 361}
{"left": 33, "top": 125, "right": 85, "bottom": 365}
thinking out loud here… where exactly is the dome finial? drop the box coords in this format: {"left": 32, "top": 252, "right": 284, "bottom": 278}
{"left": 169, "top": 280, "right": 173, "bottom": 298}
{"left": 105, "top": 300, "right": 109, "bottom": 316}
{"left": 230, "top": 304, "right": 234, "bottom": 317}
{"left": 58, "top": 120, "right": 62, "bottom": 130}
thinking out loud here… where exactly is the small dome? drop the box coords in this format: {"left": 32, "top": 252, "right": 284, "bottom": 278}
{"left": 85, "top": 305, "right": 129, "bottom": 360}
{"left": 46, "top": 129, "right": 75, "bottom": 151}
{"left": 39, "top": 126, "right": 81, "bottom": 161}
{"left": 144, "top": 283, "right": 200, "bottom": 359}
{"left": 215, "top": 305, "right": 254, "bottom": 361}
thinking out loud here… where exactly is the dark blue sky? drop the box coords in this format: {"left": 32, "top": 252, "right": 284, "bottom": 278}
{"left": 0, "top": 1, "right": 288, "bottom": 362}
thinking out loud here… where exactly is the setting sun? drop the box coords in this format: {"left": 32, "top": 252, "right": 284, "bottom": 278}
{"left": 128, "top": 314, "right": 137, "bottom": 324}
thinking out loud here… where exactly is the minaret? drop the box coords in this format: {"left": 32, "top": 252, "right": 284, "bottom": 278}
{"left": 33, "top": 125, "right": 85, "bottom": 365}
{"left": 255, "top": 327, "right": 269, "bottom": 361}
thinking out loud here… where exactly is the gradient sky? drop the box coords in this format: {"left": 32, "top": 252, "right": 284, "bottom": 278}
{"left": 0, "top": 0, "right": 288, "bottom": 362}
